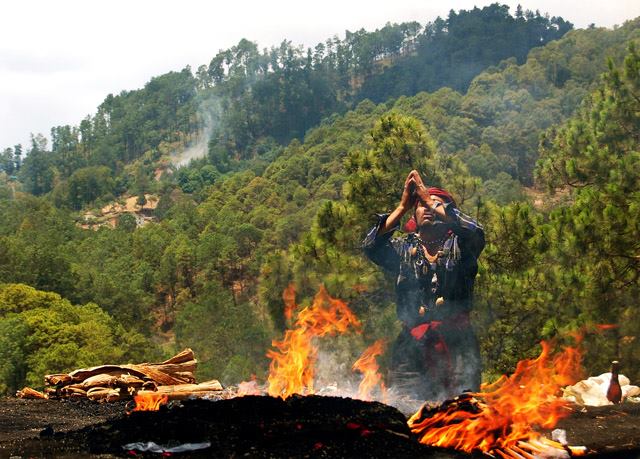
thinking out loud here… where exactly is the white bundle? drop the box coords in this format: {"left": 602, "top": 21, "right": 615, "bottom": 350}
{"left": 563, "top": 372, "right": 640, "bottom": 406}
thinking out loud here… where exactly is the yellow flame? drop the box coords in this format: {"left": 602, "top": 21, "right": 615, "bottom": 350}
{"left": 133, "top": 392, "right": 169, "bottom": 411}
{"left": 352, "top": 339, "right": 387, "bottom": 401}
{"left": 408, "top": 339, "right": 583, "bottom": 454}
{"left": 267, "top": 285, "right": 361, "bottom": 398}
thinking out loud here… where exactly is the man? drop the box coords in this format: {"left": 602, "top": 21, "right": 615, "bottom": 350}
{"left": 363, "top": 170, "right": 485, "bottom": 401}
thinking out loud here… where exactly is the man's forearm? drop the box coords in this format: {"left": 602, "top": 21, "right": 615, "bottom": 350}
{"left": 380, "top": 205, "right": 408, "bottom": 235}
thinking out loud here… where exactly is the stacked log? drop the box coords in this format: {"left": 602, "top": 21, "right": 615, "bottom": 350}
{"left": 138, "top": 380, "right": 224, "bottom": 400}
{"left": 17, "top": 348, "right": 223, "bottom": 403}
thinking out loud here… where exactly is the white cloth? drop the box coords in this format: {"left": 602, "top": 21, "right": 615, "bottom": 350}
{"left": 122, "top": 441, "right": 211, "bottom": 453}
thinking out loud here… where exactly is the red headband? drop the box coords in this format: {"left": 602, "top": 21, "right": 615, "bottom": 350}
{"left": 426, "top": 187, "right": 456, "bottom": 208}
{"left": 402, "top": 186, "right": 456, "bottom": 233}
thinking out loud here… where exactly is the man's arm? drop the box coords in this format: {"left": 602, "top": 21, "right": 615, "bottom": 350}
{"left": 362, "top": 170, "right": 418, "bottom": 271}
{"left": 443, "top": 204, "right": 485, "bottom": 258}
{"left": 362, "top": 213, "right": 402, "bottom": 274}
{"left": 378, "top": 172, "right": 417, "bottom": 235}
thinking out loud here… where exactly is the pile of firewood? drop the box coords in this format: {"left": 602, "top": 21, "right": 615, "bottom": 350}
{"left": 16, "top": 348, "right": 223, "bottom": 402}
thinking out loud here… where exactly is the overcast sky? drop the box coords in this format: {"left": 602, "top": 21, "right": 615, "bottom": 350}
{"left": 1, "top": 0, "right": 639, "bottom": 150}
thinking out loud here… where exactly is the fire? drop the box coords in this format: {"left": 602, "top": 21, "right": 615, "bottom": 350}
{"left": 408, "top": 340, "right": 583, "bottom": 454}
{"left": 283, "top": 283, "right": 297, "bottom": 322}
{"left": 132, "top": 392, "right": 169, "bottom": 411}
{"left": 267, "top": 285, "right": 361, "bottom": 399}
{"left": 352, "top": 339, "right": 387, "bottom": 401}
{"left": 237, "top": 375, "right": 262, "bottom": 396}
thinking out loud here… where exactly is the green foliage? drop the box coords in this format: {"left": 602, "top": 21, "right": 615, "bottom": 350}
{"left": 0, "top": 316, "right": 28, "bottom": 394}
{"left": 1, "top": 17, "right": 639, "bottom": 390}
{"left": 0, "top": 196, "right": 79, "bottom": 298}
{"left": 176, "top": 165, "right": 220, "bottom": 194}
{"left": 18, "top": 135, "right": 54, "bottom": 196}
{"left": 0, "top": 283, "right": 154, "bottom": 394}
{"left": 482, "top": 172, "right": 525, "bottom": 205}
{"left": 345, "top": 113, "right": 438, "bottom": 215}
{"left": 533, "top": 43, "right": 640, "bottom": 379}
{"left": 174, "top": 282, "right": 271, "bottom": 384}
{"left": 472, "top": 202, "right": 551, "bottom": 377}
{"left": 0, "top": 147, "right": 18, "bottom": 175}
{"left": 117, "top": 213, "right": 137, "bottom": 232}
{"left": 52, "top": 166, "right": 115, "bottom": 210}
{"left": 358, "top": 4, "right": 572, "bottom": 102}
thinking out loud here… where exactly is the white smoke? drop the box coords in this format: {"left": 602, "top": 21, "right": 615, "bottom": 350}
{"left": 314, "top": 345, "right": 360, "bottom": 397}
{"left": 312, "top": 336, "right": 473, "bottom": 416}
{"left": 313, "top": 346, "right": 426, "bottom": 415}
{"left": 170, "top": 97, "right": 219, "bottom": 167}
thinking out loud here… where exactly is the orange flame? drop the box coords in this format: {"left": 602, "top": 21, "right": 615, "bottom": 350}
{"left": 352, "top": 339, "right": 387, "bottom": 401}
{"left": 408, "top": 340, "right": 583, "bottom": 454}
{"left": 267, "top": 285, "right": 361, "bottom": 399}
{"left": 283, "top": 283, "right": 297, "bottom": 322}
{"left": 133, "top": 392, "right": 169, "bottom": 411}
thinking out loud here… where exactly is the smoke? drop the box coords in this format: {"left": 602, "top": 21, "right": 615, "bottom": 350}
{"left": 314, "top": 340, "right": 361, "bottom": 396}
{"left": 312, "top": 340, "right": 427, "bottom": 416}
{"left": 170, "top": 97, "right": 220, "bottom": 168}
{"left": 382, "top": 325, "right": 482, "bottom": 413}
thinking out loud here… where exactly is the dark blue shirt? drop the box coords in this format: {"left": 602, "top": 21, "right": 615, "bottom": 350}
{"left": 363, "top": 204, "right": 485, "bottom": 329}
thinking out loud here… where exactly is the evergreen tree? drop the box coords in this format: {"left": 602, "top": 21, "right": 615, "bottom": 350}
{"left": 535, "top": 44, "right": 640, "bottom": 376}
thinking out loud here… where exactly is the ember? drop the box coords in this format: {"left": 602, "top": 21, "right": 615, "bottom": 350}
{"left": 266, "top": 285, "right": 361, "bottom": 398}
{"left": 408, "top": 339, "right": 583, "bottom": 455}
{"left": 352, "top": 339, "right": 387, "bottom": 401}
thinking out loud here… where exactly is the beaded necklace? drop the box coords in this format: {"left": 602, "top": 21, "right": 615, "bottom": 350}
{"left": 418, "top": 235, "right": 448, "bottom": 261}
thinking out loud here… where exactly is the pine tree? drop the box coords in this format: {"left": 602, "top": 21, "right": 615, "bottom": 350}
{"left": 536, "top": 44, "right": 640, "bottom": 378}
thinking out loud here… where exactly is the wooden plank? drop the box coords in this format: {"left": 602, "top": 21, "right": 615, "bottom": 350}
{"left": 16, "top": 387, "right": 47, "bottom": 399}
{"left": 153, "top": 380, "right": 223, "bottom": 393}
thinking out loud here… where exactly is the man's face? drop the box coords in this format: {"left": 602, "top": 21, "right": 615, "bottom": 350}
{"left": 415, "top": 195, "right": 446, "bottom": 230}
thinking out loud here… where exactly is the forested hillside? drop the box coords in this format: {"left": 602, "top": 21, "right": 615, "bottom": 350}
{"left": 0, "top": 6, "right": 639, "bottom": 396}
{"left": 1, "top": 4, "right": 570, "bottom": 208}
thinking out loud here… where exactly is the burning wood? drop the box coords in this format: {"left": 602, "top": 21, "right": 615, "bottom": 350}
{"left": 408, "top": 340, "right": 585, "bottom": 457}
{"left": 237, "top": 376, "right": 262, "bottom": 396}
{"left": 16, "top": 348, "right": 223, "bottom": 403}
{"left": 282, "top": 283, "right": 297, "bottom": 322}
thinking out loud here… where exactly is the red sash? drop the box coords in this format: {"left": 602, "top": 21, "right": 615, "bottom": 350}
{"left": 409, "top": 313, "right": 472, "bottom": 392}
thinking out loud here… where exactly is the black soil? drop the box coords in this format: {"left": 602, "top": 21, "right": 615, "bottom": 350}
{"left": 1, "top": 396, "right": 640, "bottom": 458}
{"left": 555, "top": 403, "right": 640, "bottom": 458}
{"left": 0, "top": 395, "right": 465, "bottom": 458}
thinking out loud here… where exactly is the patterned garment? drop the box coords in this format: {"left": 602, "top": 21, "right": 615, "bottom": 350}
{"left": 362, "top": 203, "right": 485, "bottom": 400}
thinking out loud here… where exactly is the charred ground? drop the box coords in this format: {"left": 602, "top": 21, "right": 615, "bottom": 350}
{"left": 1, "top": 396, "right": 639, "bottom": 458}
